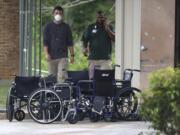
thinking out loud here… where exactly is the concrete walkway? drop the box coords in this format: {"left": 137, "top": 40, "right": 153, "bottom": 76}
{"left": 0, "top": 120, "right": 157, "bottom": 135}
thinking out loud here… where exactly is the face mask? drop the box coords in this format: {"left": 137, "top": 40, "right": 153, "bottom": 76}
{"left": 54, "top": 14, "right": 62, "bottom": 22}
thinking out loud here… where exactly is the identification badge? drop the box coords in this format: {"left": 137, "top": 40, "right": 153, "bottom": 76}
{"left": 92, "top": 29, "right": 97, "bottom": 33}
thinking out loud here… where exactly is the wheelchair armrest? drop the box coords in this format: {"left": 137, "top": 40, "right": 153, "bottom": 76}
{"left": 77, "top": 80, "right": 93, "bottom": 86}
{"left": 65, "top": 78, "right": 74, "bottom": 85}
{"left": 77, "top": 80, "right": 93, "bottom": 83}
{"left": 12, "top": 81, "right": 15, "bottom": 86}
{"left": 65, "top": 77, "right": 73, "bottom": 81}
{"left": 54, "top": 82, "right": 72, "bottom": 87}
{"left": 115, "top": 80, "right": 131, "bottom": 86}
{"left": 115, "top": 79, "right": 130, "bottom": 83}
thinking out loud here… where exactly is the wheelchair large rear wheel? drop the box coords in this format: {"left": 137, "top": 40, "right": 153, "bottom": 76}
{"left": 116, "top": 89, "right": 138, "bottom": 119}
{"left": 28, "top": 88, "right": 62, "bottom": 124}
{"left": 6, "top": 88, "right": 14, "bottom": 122}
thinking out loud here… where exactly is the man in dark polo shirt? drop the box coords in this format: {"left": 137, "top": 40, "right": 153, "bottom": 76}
{"left": 43, "top": 6, "right": 74, "bottom": 83}
{"left": 82, "top": 11, "right": 115, "bottom": 79}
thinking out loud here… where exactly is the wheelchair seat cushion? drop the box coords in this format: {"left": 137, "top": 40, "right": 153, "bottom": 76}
{"left": 14, "top": 76, "right": 40, "bottom": 97}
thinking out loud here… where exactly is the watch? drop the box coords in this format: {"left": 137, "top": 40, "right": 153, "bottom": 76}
{"left": 71, "top": 54, "right": 75, "bottom": 57}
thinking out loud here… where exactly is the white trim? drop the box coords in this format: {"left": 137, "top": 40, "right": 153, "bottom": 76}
{"left": 132, "top": 0, "right": 141, "bottom": 88}
{"left": 115, "top": 0, "right": 141, "bottom": 87}
{"left": 115, "top": 0, "right": 124, "bottom": 79}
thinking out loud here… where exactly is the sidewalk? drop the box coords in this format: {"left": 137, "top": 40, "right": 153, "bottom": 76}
{"left": 0, "top": 119, "right": 157, "bottom": 135}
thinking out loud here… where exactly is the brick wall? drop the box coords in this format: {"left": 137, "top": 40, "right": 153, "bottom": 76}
{"left": 0, "top": 0, "right": 19, "bottom": 80}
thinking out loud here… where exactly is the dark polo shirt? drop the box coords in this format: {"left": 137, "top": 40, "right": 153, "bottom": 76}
{"left": 43, "top": 21, "right": 73, "bottom": 60}
{"left": 82, "top": 23, "right": 113, "bottom": 60}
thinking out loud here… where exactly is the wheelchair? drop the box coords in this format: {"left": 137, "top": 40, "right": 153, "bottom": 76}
{"left": 88, "top": 67, "right": 141, "bottom": 122}
{"left": 27, "top": 70, "right": 91, "bottom": 124}
{"left": 27, "top": 71, "right": 91, "bottom": 124}
{"left": 6, "top": 74, "right": 78, "bottom": 124}
{"left": 6, "top": 76, "right": 40, "bottom": 122}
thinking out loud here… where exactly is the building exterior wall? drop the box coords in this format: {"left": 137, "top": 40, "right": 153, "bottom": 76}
{"left": 0, "top": 0, "right": 19, "bottom": 80}
{"left": 115, "top": 0, "right": 141, "bottom": 88}
{"left": 141, "top": 0, "right": 175, "bottom": 89}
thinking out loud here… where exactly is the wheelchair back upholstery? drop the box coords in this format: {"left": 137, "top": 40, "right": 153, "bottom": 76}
{"left": 67, "top": 70, "right": 89, "bottom": 85}
{"left": 122, "top": 70, "right": 133, "bottom": 87}
{"left": 14, "top": 76, "right": 40, "bottom": 98}
{"left": 67, "top": 70, "right": 93, "bottom": 95}
{"left": 93, "top": 69, "right": 115, "bottom": 97}
{"left": 123, "top": 70, "right": 133, "bottom": 81}
{"left": 54, "top": 84, "right": 72, "bottom": 100}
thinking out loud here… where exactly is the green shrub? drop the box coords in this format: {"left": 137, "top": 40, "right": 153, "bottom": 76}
{"left": 140, "top": 67, "right": 180, "bottom": 135}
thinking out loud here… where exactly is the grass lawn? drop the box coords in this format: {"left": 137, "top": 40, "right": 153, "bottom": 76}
{"left": 0, "top": 85, "right": 10, "bottom": 108}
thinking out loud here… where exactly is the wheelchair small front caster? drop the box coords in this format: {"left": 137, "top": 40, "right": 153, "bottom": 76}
{"left": 67, "top": 112, "right": 78, "bottom": 124}
{"left": 90, "top": 112, "right": 100, "bottom": 122}
{"left": 104, "top": 114, "right": 117, "bottom": 122}
{"left": 77, "top": 110, "right": 86, "bottom": 121}
{"left": 14, "top": 110, "right": 25, "bottom": 121}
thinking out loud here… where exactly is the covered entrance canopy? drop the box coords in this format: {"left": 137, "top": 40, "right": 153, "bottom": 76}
{"left": 19, "top": 0, "right": 141, "bottom": 87}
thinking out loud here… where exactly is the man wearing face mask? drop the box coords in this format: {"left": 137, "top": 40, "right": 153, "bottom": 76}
{"left": 43, "top": 6, "right": 74, "bottom": 83}
{"left": 82, "top": 11, "right": 115, "bottom": 79}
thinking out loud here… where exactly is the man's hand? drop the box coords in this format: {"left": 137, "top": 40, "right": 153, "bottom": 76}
{"left": 103, "top": 20, "right": 110, "bottom": 32}
{"left": 70, "top": 56, "right": 74, "bottom": 64}
{"left": 45, "top": 53, "right": 51, "bottom": 61}
{"left": 103, "top": 21, "right": 115, "bottom": 42}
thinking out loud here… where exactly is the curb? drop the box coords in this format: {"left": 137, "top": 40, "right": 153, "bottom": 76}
{"left": 0, "top": 109, "right": 6, "bottom": 120}
{"left": 0, "top": 112, "right": 6, "bottom": 120}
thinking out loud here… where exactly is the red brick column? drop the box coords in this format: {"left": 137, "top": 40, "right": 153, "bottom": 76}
{"left": 0, "top": 0, "right": 19, "bottom": 80}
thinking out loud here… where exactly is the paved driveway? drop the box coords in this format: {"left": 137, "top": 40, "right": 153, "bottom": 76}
{"left": 0, "top": 120, "right": 157, "bottom": 135}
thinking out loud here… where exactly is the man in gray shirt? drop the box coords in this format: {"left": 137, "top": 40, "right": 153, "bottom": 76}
{"left": 43, "top": 6, "right": 74, "bottom": 83}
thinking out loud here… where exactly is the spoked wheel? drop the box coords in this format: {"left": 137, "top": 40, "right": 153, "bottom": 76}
{"left": 14, "top": 110, "right": 25, "bottom": 121}
{"left": 6, "top": 88, "right": 14, "bottom": 122}
{"left": 28, "top": 89, "right": 62, "bottom": 124}
{"left": 116, "top": 90, "right": 138, "bottom": 119}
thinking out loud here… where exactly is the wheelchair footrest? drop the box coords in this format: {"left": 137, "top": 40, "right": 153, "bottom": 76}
{"left": 92, "top": 96, "right": 105, "bottom": 114}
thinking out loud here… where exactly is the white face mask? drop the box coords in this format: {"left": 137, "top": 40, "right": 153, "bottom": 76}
{"left": 54, "top": 14, "right": 62, "bottom": 22}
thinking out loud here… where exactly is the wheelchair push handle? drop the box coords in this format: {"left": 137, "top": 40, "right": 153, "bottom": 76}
{"left": 114, "top": 64, "right": 121, "bottom": 68}
{"left": 94, "top": 65, "right": 101, "bottom": 69}
{"left": 94, "top": 64, "right": 120, "bottom": 70}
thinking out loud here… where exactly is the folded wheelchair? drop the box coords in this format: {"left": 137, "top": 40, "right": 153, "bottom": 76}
{"left": 6, "top": 76, "right": 40, "bottom": 121}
